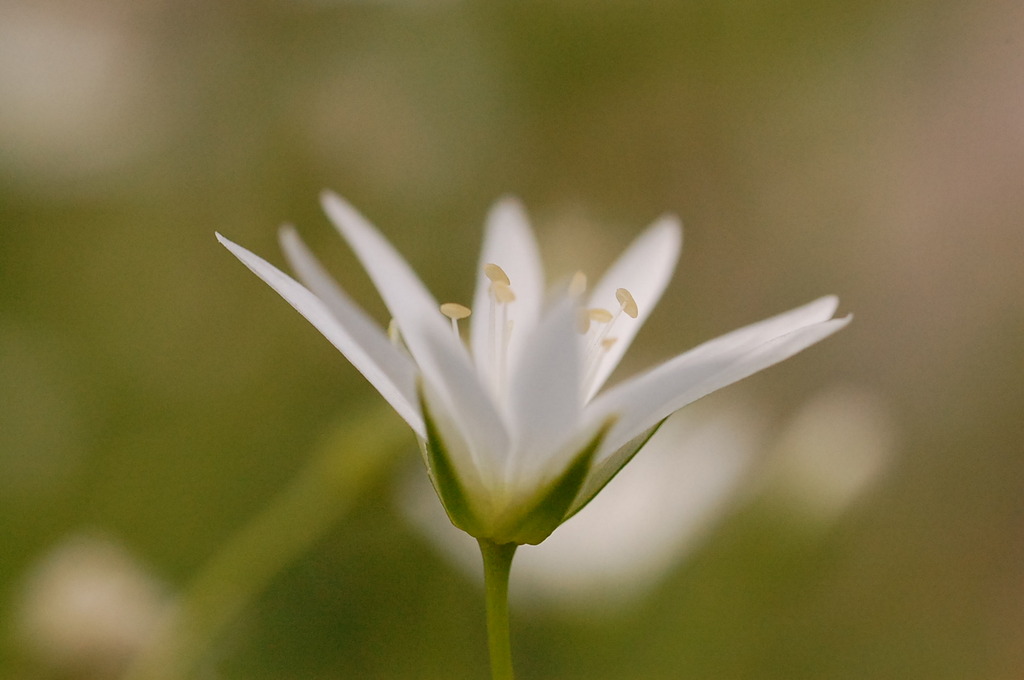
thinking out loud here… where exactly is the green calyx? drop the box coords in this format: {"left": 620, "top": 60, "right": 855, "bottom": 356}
{"left": 562, "top": 418, "right": 665, "bottom": 521}
{"left": 419, "top": 383, "right": 488, "bottom": 538}
{"left": 493, "top": 419, "right": 613, "bottom": 545}
{"left": 418, "top": 383, "right": 616, "bottom": 545}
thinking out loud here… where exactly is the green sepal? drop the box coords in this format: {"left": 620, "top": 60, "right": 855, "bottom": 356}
{"left": 417, "top": 382, "right": 485, "bottom": 537}
{"left": 561, "top": 418, "right": 666, "bottom": 522}
{"left": 495, "top": 418, "right": 615, "bottom": 546}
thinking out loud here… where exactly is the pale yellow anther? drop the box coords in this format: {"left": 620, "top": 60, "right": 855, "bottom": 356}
{"left": 576, "top": 309, "right": 591, "bottom": 334}
{"left": 569, "top": 271, "right": 587, "bottom": 296}
{"left": 440, "top": 302, "right": 471, "bottom": 320}
{"left": 601, "top": 337, "right": 619, "bottom": 350}
{"left": 615, "top": 288, "right": 639, "bottom": 319}
{"left": 491, "top": 281, "right": 516, "bottom": 304}
{"left": 587, "top": 308, "right": 614, "bottom": 324}
{"left": 483, "top": 263, "right": 511, "bottom": 286}
{"left": 387, "top": 319, "right": 400, "bottom": 345}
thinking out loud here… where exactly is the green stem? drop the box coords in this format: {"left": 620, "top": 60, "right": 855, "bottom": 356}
{"left": 478, "top": 539, "right": 518, "bottom": 680}
{"left": 122, "top": 407, "right": 406, "bottom": 680}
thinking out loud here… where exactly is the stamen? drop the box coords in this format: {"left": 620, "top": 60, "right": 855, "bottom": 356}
{"left": 491, "top": 281, "right": 516, "bottom": 304}
{"left": 582, "top": 307, "right": 617, "bottom": 388}
{"left": 484, "top": 263, "right": 511, "bottom": 286}
{"left": 569, "top": 271, "right": 587, "bottom": 296}
{"left": 615, "top": 288, "right": 639, "bottom": 318}
{"left": 576, "top": 309, "right": 591, "bottom": 334}
{"left": 583, "top": 308, "right": 614, "bottom": 353}
{"left": 440, "top": 302, "right": 471, "bottom": 320}
{"left": 581, "top": 291, "right": 638, "bottom": 398}
{"left": 387, "top": 318, "right": 400, "bottom": 346}
{"left": 499, "top": 319, "right": 514, "bottom": 393}
{"left": 440, "top": 302, "right": 471, "bottom": 339}
{"left": 483, "top": 264, "right": 516, "bottom": 403}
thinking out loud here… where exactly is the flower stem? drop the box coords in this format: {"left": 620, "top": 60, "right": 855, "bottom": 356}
{"left": 477, "top": 539, "right": 518, "bottom": 680}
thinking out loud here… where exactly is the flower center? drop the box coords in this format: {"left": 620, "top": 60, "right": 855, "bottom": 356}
{"left": 439, "top": 265, "right": 639, "bottom": 402}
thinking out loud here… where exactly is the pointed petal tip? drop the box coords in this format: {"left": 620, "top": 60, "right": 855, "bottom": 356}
{"left": 637, "top": 213, "right": 683, "bottom": 265}
{"left": 788, "top": 295, "right": 841, "bottom": 323}
{"left": 486, "top": 195, "right": 531, "bottom": 232}
{"left": 492, "top": 194, "right": 525, "bottom": 210}
{"left": 319, "top": 188, "right": 342, "bottom": 206}
{"left": 319, "top": 190, "right": 365, "bottom": 231}
{"left": 649, "top": 212, "right": 683, "bottom": 244}
{"left": 217, "top": 232, "right": 249, "bottom": 256}
{"left": 818, "top": 294, "right": 841, "bottom": 317}
{"left": 277, "top": 223, "right": 300, "bottom": 247}
{"left": 653, "top": 211, "right": 683, "bottom": 231}
{"left": 319, "top": 190, "right": 345, "bottom": 217}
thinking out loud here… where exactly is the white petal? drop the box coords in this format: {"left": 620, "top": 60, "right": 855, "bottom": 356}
{"left": 681, "top": 295, "right": 839, "bottom": 363}
{"left": 416, "top": 318, "right": 512, "bottom": 489}
{"left": 584, "top": 215, "right": 682, "bottom": 399}
{"left": 469, "top": 198, "right": 545, "bottom": 395}
{"left": 320, "top": 192, "right": 511, "bottom": 473}
{"left": 319, "top": 192, "right": 451, "bottom": 360}
{"left": 277, "top": 226, "right": 422, "bottom": 424}
{"left": 217, "top": 232, "right": 424, "bottom": 436}
{"left": 418, "top": 377, "right": 492, "bottom": 504}
{"left": 505, "top": 296, "right": 582, "bottom": 490}
{"left": 589, "top": 303, "right": 850, "bottom": 460}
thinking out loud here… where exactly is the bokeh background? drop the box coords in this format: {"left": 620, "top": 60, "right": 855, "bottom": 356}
{"left": 3, "top": 1, "right": 1023, "bottom": 678}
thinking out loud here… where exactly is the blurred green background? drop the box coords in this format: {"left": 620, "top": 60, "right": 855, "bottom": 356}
{"left": 2, "top": 1, "right": 1023, "bottom": 678}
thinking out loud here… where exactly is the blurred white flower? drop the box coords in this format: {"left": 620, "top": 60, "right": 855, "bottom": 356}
{"left": 760, "top": 386, "right": 896, "bottom": 524}
{"left": 403, "top": 384, "right": 896, "bottom": 611}
{"left": 219, "top": 193, "right": 848, "bottom": 545}
{"left": 0, "top": 4, "right": 167, "bottom": 185}
{"left": 13, "top": 534, "right": 170, "bottom": 678}
{"left": 401, "top": 403, "right": 759, "bottom": 612}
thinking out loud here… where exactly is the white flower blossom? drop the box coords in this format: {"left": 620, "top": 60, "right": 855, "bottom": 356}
{"left": 218, "top": 192, "right": 849, "bottom": 545}
{"left": 15, "top": 535, "right": 169, "bottom": 676}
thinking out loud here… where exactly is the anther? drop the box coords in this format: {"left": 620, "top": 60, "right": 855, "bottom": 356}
{"left": 387, "top": 319, "right": 401, "bottom": 346}
{"left": 491, "top": 281, "right": 516, "bottom": 304}
{"left": 615, "top": 288, "right": 639, "bottom": 319}
{"left": 569, "top": 271, "right": 587, "bottom": 296}
{"left": 484, "top": 263, "right": 511, "bottom": 286}
{"left": 440, "top": 303, "right": 471, "bottom": 339}
{"left": 587, "top": 308, "right": 614, "bottom": 324}
{"left": 440, "top": 303, "right": 471, "bottom": 320}
{"left": 601, "top": 337, "right": 619, "bottom": 350}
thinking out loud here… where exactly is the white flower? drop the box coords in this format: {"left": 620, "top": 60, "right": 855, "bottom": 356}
{"left": 217, "top": 192, "right": 850, "bottom": 545}
{"left": 761, "top": 385, "right": 895, "bottom": 524}
{"left": 15, "top": 534, "right": 169, "bottom": 676}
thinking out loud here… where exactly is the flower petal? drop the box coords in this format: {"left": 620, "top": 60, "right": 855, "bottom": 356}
{"left": 469, "top": 198, "right": 545, "bottom": 395}
{"left": 319, "top": 192, "right": 451, "bottom": 361}
{"left": 584, "top": 215, "right": 682, "bottom": 399}
{"left": 320, "top": 191, "right": 511, "bottom": 467}
{"left": 679, "top": 295, "right": 840, "bottom": 363}
{"left": 415, "top": 317, "right": 512, "bottom": 489}
{"left": 505, "top": 296, "right": 583, "bottom": 491}
{"left": 588, "top": 299, "right": 850, "bottom": 460}
{"left": 217, "top": 232, "right": 424, "bottom": 436}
